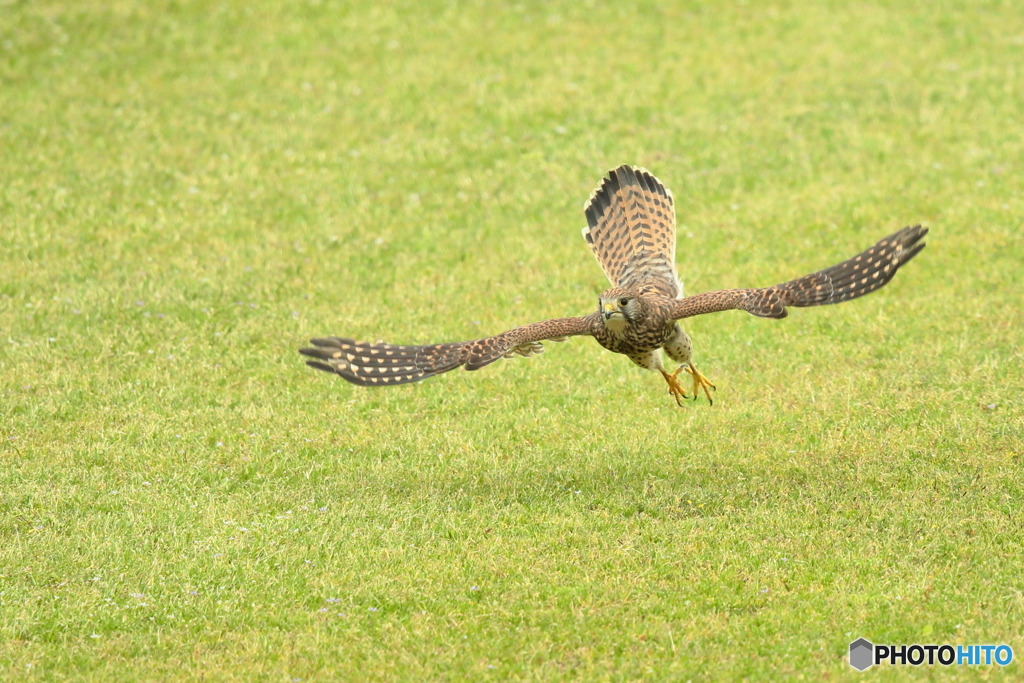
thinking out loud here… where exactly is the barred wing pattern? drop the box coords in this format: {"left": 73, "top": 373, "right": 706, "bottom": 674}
{"left": 668, "top": 225, "right": 928, "bottom": 321}
{"left": 582, "top": 165, "right": 681, "bottom": 298}
{"left": 300, "top": 315, "right": 598, "bottom": 386}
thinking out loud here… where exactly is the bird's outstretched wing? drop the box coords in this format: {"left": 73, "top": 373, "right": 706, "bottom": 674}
{"left": 668, "top": 225, "right": 928, "bottom": 321}
{"left": 300, "top": 315, "right": 598, "bottom": 386}
{"left": 582, "top": 165, "right": 681, "bottom": 298}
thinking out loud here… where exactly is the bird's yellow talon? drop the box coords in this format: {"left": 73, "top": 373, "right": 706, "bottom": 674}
{"left": 660, "top": 369, "right": 689, "bottom": 406}
{"left": 684, "top": 363, "right": 716, "bottom": 405}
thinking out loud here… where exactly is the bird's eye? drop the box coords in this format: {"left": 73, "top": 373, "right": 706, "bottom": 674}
{"left": 619, "top": 298, "right": 629, "bottom": 307}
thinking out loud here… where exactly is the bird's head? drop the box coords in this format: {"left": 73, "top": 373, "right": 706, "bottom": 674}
{"left": 598, "top": 288, "right": 641, "bottom": 334}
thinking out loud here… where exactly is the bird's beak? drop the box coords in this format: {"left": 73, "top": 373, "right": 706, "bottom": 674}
{"left": 602, "top": 302, "right": 618, "bottom": 320}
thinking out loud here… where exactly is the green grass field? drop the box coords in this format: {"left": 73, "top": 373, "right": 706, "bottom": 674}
{"left": 2, "top": 0, "right": 1023, "bottom": 680}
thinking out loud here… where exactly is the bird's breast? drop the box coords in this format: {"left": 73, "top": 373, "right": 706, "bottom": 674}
{"left": 594, "top": 320, "right": 666, "bottom": 355}
{"left": 603, "top": 316, "right": 629, "bottom": 336}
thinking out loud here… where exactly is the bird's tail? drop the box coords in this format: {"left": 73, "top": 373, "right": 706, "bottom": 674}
{"left": 581, "top": 165, "right": 679, "bottom": 291}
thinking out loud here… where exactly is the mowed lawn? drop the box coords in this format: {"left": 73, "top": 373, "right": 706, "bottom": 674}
{"left": 2, "top": 0, "right": 1023, "bottom": 680}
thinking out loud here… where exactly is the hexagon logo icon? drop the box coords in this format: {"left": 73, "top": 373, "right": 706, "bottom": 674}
{"left": 849, "top": 638, "right": 874, "bottom": 671}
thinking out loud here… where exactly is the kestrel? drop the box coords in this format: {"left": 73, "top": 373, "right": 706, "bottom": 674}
{"left": 301, "top": 165, "right": 926, "bottom": 405}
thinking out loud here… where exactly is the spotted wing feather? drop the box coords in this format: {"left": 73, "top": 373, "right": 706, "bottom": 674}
{"left": 582, "top": 165, "right": 681, "bottom": 298}
{"left": 668, "top": 225, "right": 928, "bottom": 320}
{"left": 300, "top": 315, "right": 597, "bottom": 386}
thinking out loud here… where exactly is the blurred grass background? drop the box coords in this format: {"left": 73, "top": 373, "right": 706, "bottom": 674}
{"left": 1, "top": 0, "right": 1022, "bottom": 680}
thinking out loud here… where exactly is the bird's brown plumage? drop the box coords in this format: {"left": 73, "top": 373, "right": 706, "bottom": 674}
{"left": 301, "top": 165, "right": 927, "bottom": 404}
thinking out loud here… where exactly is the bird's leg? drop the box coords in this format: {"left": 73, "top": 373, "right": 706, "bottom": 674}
{"left": 660, "top": 369, "right": 689, "bottom": 406}
{"left": 684, "top": 363, "right": 716, "bottom": 405}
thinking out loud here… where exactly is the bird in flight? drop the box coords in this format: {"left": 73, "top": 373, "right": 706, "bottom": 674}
{"left": 301, "top": 165, "right": 926, "bottom": 405}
